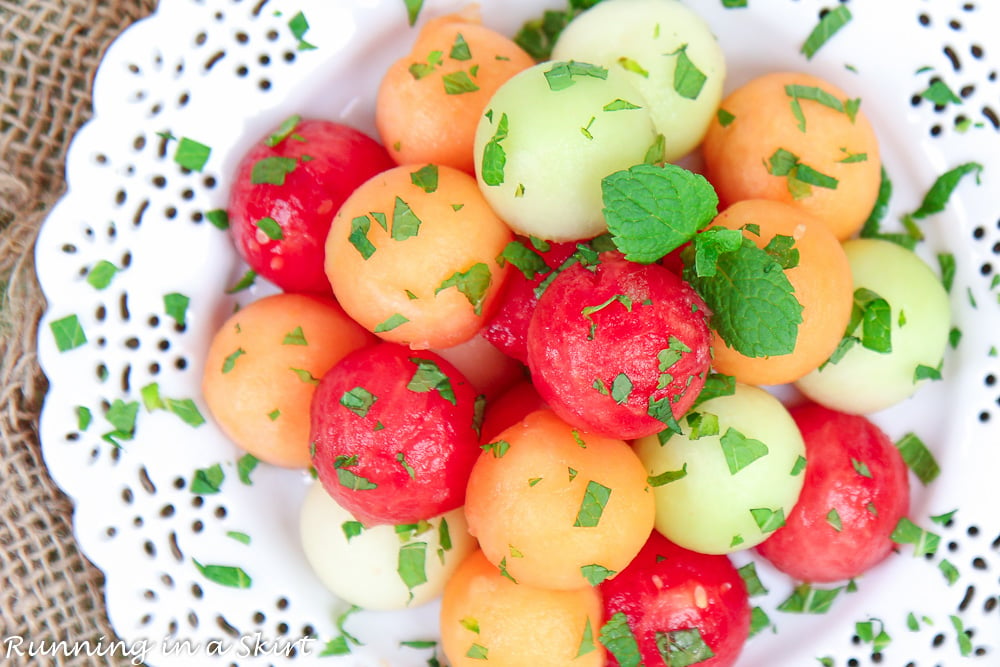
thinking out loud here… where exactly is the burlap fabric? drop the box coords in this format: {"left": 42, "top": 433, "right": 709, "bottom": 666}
{"left": 1, "top": 1, "right": 158, "bottom": 664}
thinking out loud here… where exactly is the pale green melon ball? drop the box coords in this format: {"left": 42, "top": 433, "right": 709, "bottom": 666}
{"left": 552, "top": 0, "right": 726, "bottom": 162}
{"left": 299, "top": 481, "right": 476, "bottom": 610}
{"left": 473, "top": 60, "right": 658, "bottom": 241}
{"left": 634, "top": 383, "right": 806, "bottom": 554}
{"left": 795, "top": 238, "right": 951, "bottom": 414}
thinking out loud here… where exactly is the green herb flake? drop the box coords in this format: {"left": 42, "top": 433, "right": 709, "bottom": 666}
{"left": 766, "top": 148, "right": 839, "bottom": 199}
{"left": 801, "top": 5, "right": 852, "bottom": 60}
{"left": 738, "top": 562, "right": 769, "bottom": 597}
{"left": 851, "top": 457, "right": 873, "bottom": 478}
{"left": 720, "top": 427, "right": 770, "bottom": 474}
{"left": 617, "top": 56, "right": 649, "bottom": 78}
{"left": 375, "top": 313, "right": 409, "bottom": 333}
{"left": 610, "top": 373, "right": 633, "bottom": 405}
{"left": 396, "top": 452, "right": 416, "bottom": 479}
{"left": 749, "top": 607, "right": 772, "bottom": 637}
{"left": 826, "top": 507, "right": 843, "bottom": 531}
{"left": 667, "top": 44, "right": 707, "bottom": 100}
{"left": 174, "top": 137, "right": 211, "bottom": 172}
{"left": 914, "top": 361, "right": 943, "bottom": 383}
{"left": 685, "top": 411, "right": 719, "bottom": 439}
{"left": 76, "top": 406, "right": 93, "bottom": 431}
{"left": 575, "top": 617, "right": 597, "bottom": 658}
{"left": 574, "top": 480, "right": 612, "bottom": 527}
{"left": 603, "top": 98, "right": 642, "bottom": 112}
{"left": 921, "top": 79, "right": 962, "bottom": 106}
{"left": 205, "top": 208, "right": 229, "bottom": 230}
{"left": 895, "top": 432, "right": 940, "bottom": 485}
{"left": 442, "top": 70, "right": 480, "bottom": 95}
{"left": 165, "top": 397, "right": 205, "bottom": 427}
{"left": 237, "top": 453, "right": 258, "bottom": 485}
{"left": 939, "top": 558, "right": 960, "bottom": 585}
{"left": 225, "top": 269, "right": 257, "bottom": 294}
{"left": 281, "top": 325, "right": 308, "bottom": 346}
{"left": 602, "top": 163, "right": 719, "bottom": 264}
{"left": 334, "top": 454, "right": 378, "bottom": 491}
{"left": 289, "top": 367, "right": 319, "bottom": 385}
{"left": 444, "top": 32, "right": 472, "bottom": 61}
{"left": 340, "top": 387, "right": 377, "bottom": 418}
{"left": 544, "top": 60, "right": 609, "bottom": 92}
{"left": 581, "top": 563, "right": 617, "bottom": 586}
{"left": 391, "top": 196, "right": 422, "bottom": 240}
{"left": 163, "top": 292, "right": 190, "bottom": 327}
{"left": 250, "top": 156, "right": 297, "bottom": 185}
{"left": 481, "top": 111, "right": 508, "bottom": 186}
{"left": 908, "top": 162, "right": 983, "bottom": 220}
{"left": 191, "top": 463, "right": 225, "bottom": 494}
{"left": 750, "top": 507, "right": 786, "bottom": 533}
{"left": 222, "top": 347, "right": 245, "bottom": 374}
{"left": 225, "top": 530, "right": 251, "bottom": 545}
{"left": 465, "top": 643, "right": 488, "bottom": 660}
{"left": 582, "top": 294, "right": 634, "bottom": 340}
{"left": 777, "top": 583, "right": 843, "bottom": 613}
{"left": 403, "top": 0, "right": 423, "bottom": 26}
{"left": 266, "top": 115, "right": 301, "bottom": 147}
{"left": 193, "top": 559, "right": 252, "bottom": 588}
{"left": 254, "top": 217, "right": 284, "bottom": 241}
{"left": 104, "top": 399, "right": 140, "bottom": 445}
{"left": 655, "top": 627, "right": 715, "bottom": 667}
{"left": 86, "top": 260, "right": 119, "bottom": 290}
{"left": 599, "top": 612, "right": 642, "bottom": 667}
{"left": 648, "top": 463, "right": 688, "bottom": 487}
{"left": 480, "top": 439, "right": 511, "bottom": 459}
{"left": 435, "top": 262, "right": 492, "bottom": 315}
{"left": 717, "top": 108, "right": 736, "bottom": 126}
{"left": 693, "top": 373, "right": 736, "bottom": 408}
{"left": 407, "top": 357, "right": 457, "bottom": 405}
{"left": 938, "top": 253, "right": 956, "bottom": 292}
{"left": 288, "top": 11, "right": 316, "bottom": 50}
{"left": 50, "top": 314, "right": 87, "bottom": 352}
{"left": 347, "top": 215, "right": 376, "bottom": 259}
{"left": 498, "top": 239, "right": 548, "bottom": 280}
{"left": 410, "top": 164, "right": 439, "bottom": 193}
{"left": 891, "top": 517, "right": 940, "bottom": 557}
{"left": 951, "top": 615, "right": 973, "bottom": 657}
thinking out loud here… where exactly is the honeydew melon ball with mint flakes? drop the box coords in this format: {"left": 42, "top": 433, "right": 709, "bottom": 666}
{"left": 794, "top": 238, "right": 951, "bottom": 415}
{"left": 634, "top": 383, "right": 806, "bottom": 555}
{"left": 473, "top": 60, "right": 658, "bottom": 241}
{"left": 552, "top": 0, "right": 726, "bottom": 163}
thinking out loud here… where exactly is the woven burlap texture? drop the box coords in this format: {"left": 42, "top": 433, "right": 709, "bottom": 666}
{"left": 1, "top": 1, "right": 158, "bottom": 665}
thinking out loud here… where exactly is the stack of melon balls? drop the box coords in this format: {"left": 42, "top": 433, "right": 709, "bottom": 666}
{"left": 201, "top": 0, "right": 951, "bottom": 664}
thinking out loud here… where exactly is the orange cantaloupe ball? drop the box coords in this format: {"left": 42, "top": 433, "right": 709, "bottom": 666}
{"left": 707, "top": 199, "right": 854, "bottom": 386}
{"left": 702, "top": 71, "right": 881, "bottom": 240}
{"left": 202, "top": 293, "right": 373, "bottom": 468}
{"left": 464, "top": 409, "right": 655, "bottom": 590}
{"left": 376, "top": 8, "right": 535, "bottom": 173}
{"left": 440, "top": 549, "right": 605, "bottom": 667}
{"left": 325, "top": 163, "right": 513, "bottom": 349}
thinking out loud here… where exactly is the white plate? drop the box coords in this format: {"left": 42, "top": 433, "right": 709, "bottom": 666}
{"left": 36, "top": 0, "right": 1000, "bottom": 665}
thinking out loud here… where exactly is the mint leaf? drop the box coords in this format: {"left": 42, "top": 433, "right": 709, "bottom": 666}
{"left": 50, "top": 314, "right": 87, "bottom": 351}
{"left": 251, "top": 156, "right": 297, "bottom": 185}
{"left": 480, "top": 111, "right": 508, "bottom": 186}
{"left": 720, "top": 427, "right": 769, "bottom": 474}
{"left": 403, "top": 0, "right": 423, "bottom": 26}
{"left": 391, "top": 196, "right": 422, "bottom": 241}
{"left": 163, "top": 292, "right": 189, "bottom": 326}
{"left": 682, "top": 237, "right": 803, "bottom": 357}
{"left": 599, "top": 612, "right": 641, "bottom": 667}
{"left": 174, "top": 137, "right": 211, "bottom": 172}
{"left": 601, "top": 163, "right": 719, "bottom": 264}
{"left": 498, "top": 240, "right": 549, "bottom": 280}
{"left": 544, "top": 61, "right": 608, "bottom": 92}
{"left": 410, "top": 164, "right": 439, "bottom": 193}
{"left": 655, "top": 628, "right": 714, "bottom": 667}
{"left": 193, "top": 559, "right": 252, "bottom": 588}
{"left": 574, "top": 480, "right": 612, "bottom": 527}
{"left": 435, "top": 263, "right": 492, "bottom": 315}
{"left": 666, "top": 44, "right": 707, "bottom": 100}
{"left": 86, "top": 260, "right": 119, "bottom": 290}
{"left": 907, "top": 162, "right": 983, "bottom": 220}
{"left": 407, "top": 357, "right": 457, "bottom": 405}
{"left": 801, "top": 5, "right": 852, "bottom": 59}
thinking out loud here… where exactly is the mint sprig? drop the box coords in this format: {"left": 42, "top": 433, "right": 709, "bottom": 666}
{"left": 601, "top": 163, "right": 718, "bottom": 264}
{"left": 682, "top": 236, "right": 803, "bottom": 358}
